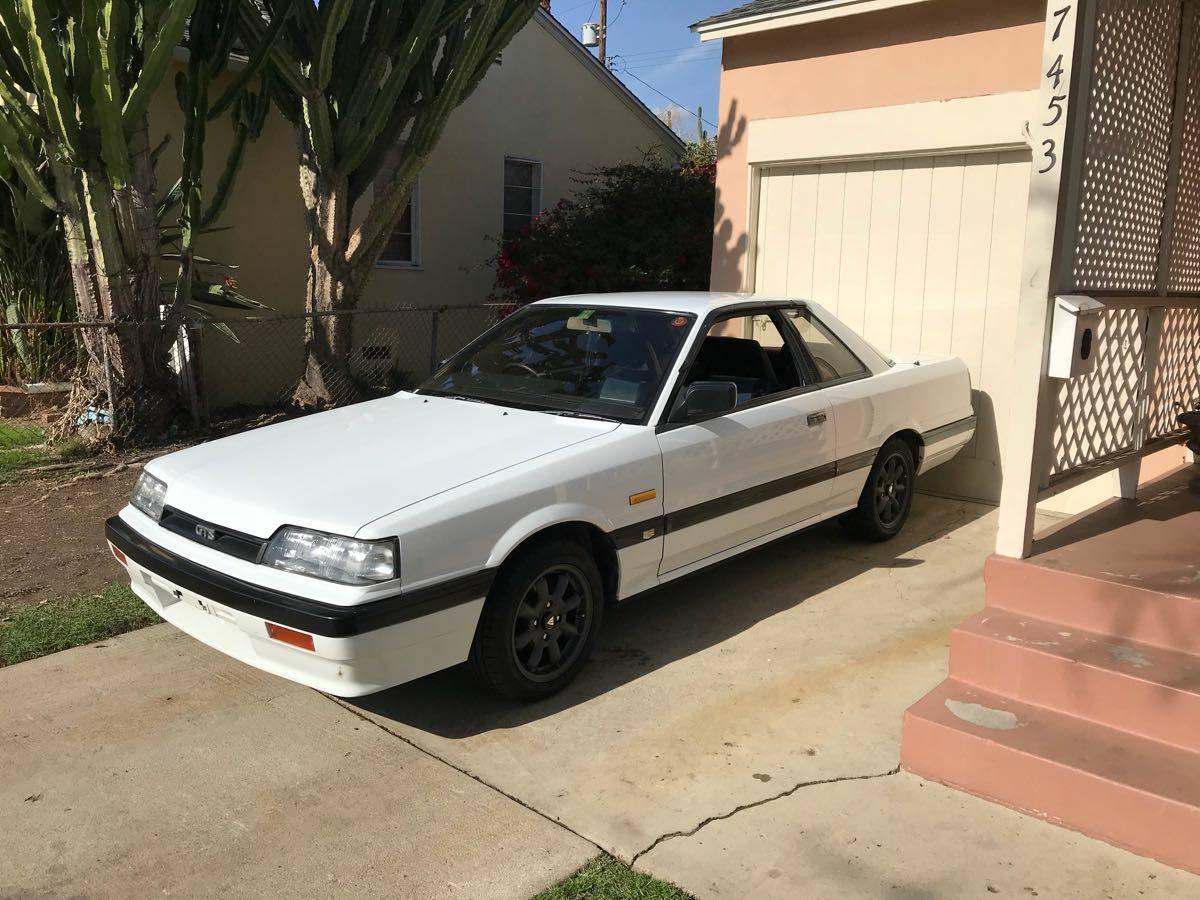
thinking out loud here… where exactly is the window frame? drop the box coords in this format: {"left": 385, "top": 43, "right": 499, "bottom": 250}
{"left": 375, "top": 175, "right": 421, "bottom": 269}
{"left": 502, "top": 156, "right": 543, "bottom": 240}
{"left": 778, "top": 307, "right": 870, "bottom": 386}
{"left": 658, "top": 304, "right": 816, "bottom": 430}
{"left": 656, "top": 301, "right": 876, "bottom": 431}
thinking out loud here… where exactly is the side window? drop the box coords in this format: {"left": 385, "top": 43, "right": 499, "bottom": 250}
{"left": 685, "top": 311, "right": 802, "bottom": 407}
{"left": 782, "top": 309, "right": 867, "bottom": 383}
{"left": 503, "top": 157, "right": 542, "bottom": 239}
{"left": 375, "top": 145, "right": 420, "bottom": 267}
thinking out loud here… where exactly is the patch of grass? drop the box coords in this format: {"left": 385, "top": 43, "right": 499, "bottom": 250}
{"left": 0, "top": 422, "right": 45, "bottom": 448}
{"left": 0, "top": 583, "right": 160, "bottom": 667}
{"left": 0, "top": 432, "right": 88, "bottom": 481}
{"left": 532, "top": 856, "right": 692, "bottom": 900}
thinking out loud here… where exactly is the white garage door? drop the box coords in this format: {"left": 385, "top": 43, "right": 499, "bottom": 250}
{"left": 752, "top": 150, "right": 1031, "bottom": 503}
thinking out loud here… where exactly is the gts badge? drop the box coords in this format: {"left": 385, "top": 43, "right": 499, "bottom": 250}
{"left": 195, "top": 523, "right": 217, "bottom": 542}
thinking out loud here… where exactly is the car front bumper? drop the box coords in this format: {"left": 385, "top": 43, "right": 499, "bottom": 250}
{"left": 105, "top": 515, "right": 491, "bottom": 696}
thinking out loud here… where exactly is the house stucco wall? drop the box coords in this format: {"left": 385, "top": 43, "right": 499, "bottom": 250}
{"left": 146, "top": 14, "right": 678, "bottom": 408}
{"left": 710, "top": 0, "right": 1046, "bottom": 291}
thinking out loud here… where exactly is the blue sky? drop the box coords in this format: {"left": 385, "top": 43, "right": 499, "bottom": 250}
{"left": 549, "top": 1, "right": 732, "bottom": 140}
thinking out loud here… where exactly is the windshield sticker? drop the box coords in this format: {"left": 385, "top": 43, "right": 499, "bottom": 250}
{"left": 671, "top": 316, "right": 688, "bottom": 327}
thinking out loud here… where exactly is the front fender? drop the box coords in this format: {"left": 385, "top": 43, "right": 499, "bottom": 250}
{"left": 485, "top": 502, "right": 615, "bottom": 570}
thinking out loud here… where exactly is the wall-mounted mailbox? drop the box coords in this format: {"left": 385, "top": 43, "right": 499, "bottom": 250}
{"left": 1049, "top": 295, "right": 1105, "bottom": 379}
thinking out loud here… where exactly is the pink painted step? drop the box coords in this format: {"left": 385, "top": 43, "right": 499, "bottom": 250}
{"left": 902, "top": 679, "right": 1200, "bottom": 874}
{"left": 985, "top": 554, "right": 1200, "bottom": 655}
{"left": 950, "top": 608, "right": 1200, "bottom": 753}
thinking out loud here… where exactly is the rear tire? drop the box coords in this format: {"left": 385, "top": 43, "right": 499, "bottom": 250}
{"left": 842, "top": 438, "right": 916, "bottom": 542}
{"left": 469, "top": 538, "right": 604, "bottom": 701}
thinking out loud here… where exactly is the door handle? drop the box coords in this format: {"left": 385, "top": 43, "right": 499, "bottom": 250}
{"left": 807, "top": 411, "right": 827, "bottom": 427}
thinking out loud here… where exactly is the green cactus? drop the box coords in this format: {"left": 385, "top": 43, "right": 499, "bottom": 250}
{"left": 0, "top": 0, "right": 289, "bottom": 442}
{"left": 242, "top": 0, "right": 539, "bottom": 404}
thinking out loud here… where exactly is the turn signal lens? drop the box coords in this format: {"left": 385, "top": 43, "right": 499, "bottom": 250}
{"left": 265, "top": 622, "right": 315, "bottom": 652}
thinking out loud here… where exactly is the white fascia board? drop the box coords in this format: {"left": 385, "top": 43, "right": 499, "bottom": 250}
{"left": 694, "top": 0, "right": 936, "bottom": 42}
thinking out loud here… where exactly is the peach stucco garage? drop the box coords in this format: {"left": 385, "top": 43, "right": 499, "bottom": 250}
{"left": 695, "top": 0, "right": 1189, "bottom": 506}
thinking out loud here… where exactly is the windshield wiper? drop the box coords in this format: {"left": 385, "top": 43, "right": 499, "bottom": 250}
{"left": 543, "top": 409, "right": 617, "bottom": 422}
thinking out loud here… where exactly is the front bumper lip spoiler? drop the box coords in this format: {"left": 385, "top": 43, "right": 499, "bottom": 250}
{"left": 105, "top": 515, "right": 494, "bottom": 638}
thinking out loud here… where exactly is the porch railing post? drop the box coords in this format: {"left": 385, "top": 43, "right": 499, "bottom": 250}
{"left": 995, "top": 0, "right": 1095, "bottom": 559}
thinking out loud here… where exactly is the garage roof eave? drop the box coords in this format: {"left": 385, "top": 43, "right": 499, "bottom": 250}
{"left": 692, "top": 0, "right": 934, "bottom": 41}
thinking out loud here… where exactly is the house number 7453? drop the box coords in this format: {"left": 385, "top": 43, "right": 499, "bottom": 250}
{"left": 1039, "top": 5, "right": 1072, "bottom": 174}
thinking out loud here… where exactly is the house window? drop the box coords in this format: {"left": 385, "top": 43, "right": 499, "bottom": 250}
{"left": 376, "top": 143, "right": 420, "bottom": 268}
{"left": 377, "top": 181, "right": 419, "bottom": 267}
{"left": 503, "top": 157, "right": 542, "bottom": 239}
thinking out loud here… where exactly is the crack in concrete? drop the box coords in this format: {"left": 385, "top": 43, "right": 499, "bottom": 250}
{"left": 323, "top": 693, "right": 607, "bottom": 857}
{"left": 630, "top": 764, "right": 901, "bottom": 865}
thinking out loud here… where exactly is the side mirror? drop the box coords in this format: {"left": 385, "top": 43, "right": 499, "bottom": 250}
{"left": 670, "top": 380, "right": 737, "bottom": 422}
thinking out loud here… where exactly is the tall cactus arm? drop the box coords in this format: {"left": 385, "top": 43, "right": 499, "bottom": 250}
{"left": 16, "top": 0, "right": 81, "bottom": 156}
{"left": 200, "top": 79, "right": 270, "bottom": 228}
{"left": 312, "top": 0, "right": 352, "bottom": 92}
{"left": 303, "top": 93, "right": 336, "bottom": 172}
{"left": 122, "top": 0, "right": 197, "bottom": 129}
{"left": 349, "top": 1, "right": 536, "bottom": 269}
{"left": 206, "top": 0, "right": 241, "bottom": 79}
{"left": 0, "top": 4, "right": 35, "bottom": 93}
{"left": 209, "top": 0, "right": 293, "bottom": 119}
{"left": 236, "top": 0, "right": 309, "bottom": 99}
{"left": 82, "top": 2, "right": 132, "bottom": 188}
{"left": 336, "top": 0, "right": 447, "bottom": 172}
{"left": 328, "top": 0, "right": 378, "bottom": 100}
{"left": 0, "top": 107, "right": 54, "bottom": 208}
{"left": 0, "top": 67, "right": 48, "bottom": 141}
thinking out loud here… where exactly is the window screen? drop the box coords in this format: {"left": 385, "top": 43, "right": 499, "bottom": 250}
{"left": 503, "top": 158, "right": 542, "bottom": 239}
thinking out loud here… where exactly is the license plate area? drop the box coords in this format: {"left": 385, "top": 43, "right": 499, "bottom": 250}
{"left": 142, "top": 570, "right": 236, "bottom": 623}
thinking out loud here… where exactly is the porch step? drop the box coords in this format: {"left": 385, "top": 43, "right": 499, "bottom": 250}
{"left": 950, "top": 609, "right": 1200, "bottom": 752}
{"left": 902, "top": 680, "right": 1200, "bottom": 874}
{"left": 984, "top": 553, "right": 1200, "bottom": 654}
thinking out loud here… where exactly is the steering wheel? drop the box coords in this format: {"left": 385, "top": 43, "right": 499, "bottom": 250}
{"left": 502, "top": 361, "right": 543, "bottom": 378}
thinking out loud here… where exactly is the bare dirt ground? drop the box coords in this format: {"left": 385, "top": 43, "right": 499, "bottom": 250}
{"left": 1, "top": 466, "right": 140, "bottom": 607}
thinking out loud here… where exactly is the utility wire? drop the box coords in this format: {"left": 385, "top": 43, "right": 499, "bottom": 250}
{"left": 613, "top": 61, "right": 718, "bottom": 131}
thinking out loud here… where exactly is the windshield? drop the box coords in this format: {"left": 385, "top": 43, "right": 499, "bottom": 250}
{"left": 418, "top": 305, "right": 695, "bottom": 424}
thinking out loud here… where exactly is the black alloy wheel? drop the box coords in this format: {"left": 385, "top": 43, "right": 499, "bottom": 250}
{"left": 874, "top": 451, "right": 911, "bottom": 529}
{"left": 511, "top": 564, "right": 593, "bottom": 682}
{"left": 842, "top": 437, "right": 916, "bottom": 542}
{"left": 470, "top": 537, "right": 605, "bottom": 700}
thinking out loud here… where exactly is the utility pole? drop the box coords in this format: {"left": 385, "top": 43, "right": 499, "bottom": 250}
{"left": 597, "top": 0, "right": 607, "bottom": 66}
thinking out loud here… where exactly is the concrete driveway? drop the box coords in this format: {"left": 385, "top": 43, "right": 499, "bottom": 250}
{"left": 4, "top": 495, "right": 1197, "bottom": 898}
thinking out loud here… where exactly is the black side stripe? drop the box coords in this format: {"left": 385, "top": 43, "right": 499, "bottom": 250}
{"left": 921, "top": 415, "right": 976, "bottom": 445}
{"left": 665, "top": 461, "right": 838, "bottom": 533}
{"left": 610, "top": 446, "right": 890, "bottom": 546}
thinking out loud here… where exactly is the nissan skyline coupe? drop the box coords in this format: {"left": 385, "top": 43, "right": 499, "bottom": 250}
{"left": 106, "top": 292, "right": 975, "bottom": 699}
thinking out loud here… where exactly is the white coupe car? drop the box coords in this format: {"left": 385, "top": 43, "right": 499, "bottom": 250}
{"left": 106, "top": 292, "right": 974, "bottom": 699}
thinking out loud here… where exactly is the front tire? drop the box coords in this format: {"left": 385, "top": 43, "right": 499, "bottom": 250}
{"left": 470, "top": 538, "right": 604, "bottom": 700}
{"left": 842, "top": 438, "right": 916, "bottom": 542}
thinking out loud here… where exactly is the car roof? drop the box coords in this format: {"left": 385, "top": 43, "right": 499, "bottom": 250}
{"left": 534, "top": 291, "right": 806, "bottom": 315}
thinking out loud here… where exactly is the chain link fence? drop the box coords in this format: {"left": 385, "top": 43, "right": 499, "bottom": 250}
{"left": 0, "top": 304, "right": 507, "bottom": 468}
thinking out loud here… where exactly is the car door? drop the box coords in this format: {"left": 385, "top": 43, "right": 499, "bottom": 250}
{"left": 777, "top": 306, "right": 877, "bottom": 510}
{"left": 656, "top": 307, "right": 836, "bottom": 575}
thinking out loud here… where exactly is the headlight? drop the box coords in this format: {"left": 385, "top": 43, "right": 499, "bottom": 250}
{"left": 262, "top": 527, "right": 397, "bottom": 585}
{"left": 130, "top": 471, "right": 168, "bottom": 521}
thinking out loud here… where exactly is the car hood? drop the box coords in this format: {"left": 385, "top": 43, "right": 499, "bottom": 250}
{"left": 147, "top": 393, "right": 620, "bottom": 539}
